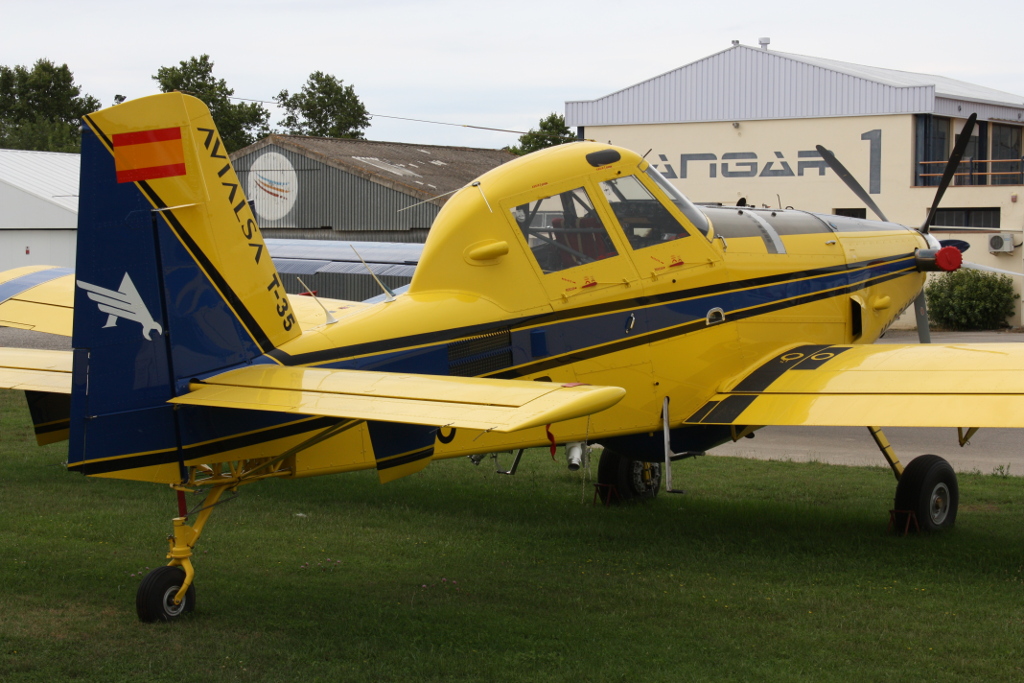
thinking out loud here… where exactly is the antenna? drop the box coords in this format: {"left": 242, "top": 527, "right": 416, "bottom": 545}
{"left": 296, "top": 277, "right": 338, "bottom": 324}
{"left": 350, "top": 246, "right": 396, "bottom": 302}
{"left": 397, "top": 187, "right": 461, "bottom": 213}
{"left": 471, "top": 181, "right": 493, "bottom": 213}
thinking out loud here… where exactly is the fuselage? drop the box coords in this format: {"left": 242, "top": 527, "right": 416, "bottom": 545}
{"left": 259, "top": 142, "right": 927, "bottom": 477}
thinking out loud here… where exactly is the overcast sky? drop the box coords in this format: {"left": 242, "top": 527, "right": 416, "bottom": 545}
{"left": 7, "top": 0, "right": 1024, "bottom": 149}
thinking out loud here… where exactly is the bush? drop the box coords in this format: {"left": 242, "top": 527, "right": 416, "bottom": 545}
{"left": 925, "top": 269, "right": 1018, "bottom": 330}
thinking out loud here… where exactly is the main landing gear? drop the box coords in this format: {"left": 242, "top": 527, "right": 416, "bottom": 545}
{"left": 870, "top": 426, "right": 958, "bottom": 532}
{"left": 597, "top": 448, "right": 662, "bottom": 501}
{"left": 893, "top": 454, "right": 959, "bottom": 531}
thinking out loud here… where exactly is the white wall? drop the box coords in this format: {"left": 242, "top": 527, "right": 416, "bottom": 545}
{"left": 0, "top": 183, "right": 77, "bottom": 229}
{"left": 0, "top": 229, "right": 77, "bottom": 270}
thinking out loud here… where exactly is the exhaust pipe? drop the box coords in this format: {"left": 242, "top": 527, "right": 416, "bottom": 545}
{"left": 565, "top": 442, "right": 586, "bottom": 471}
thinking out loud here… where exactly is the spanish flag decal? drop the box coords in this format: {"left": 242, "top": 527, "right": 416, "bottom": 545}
{"left": 112, "top": 127, "right": 186, "bottom": 183}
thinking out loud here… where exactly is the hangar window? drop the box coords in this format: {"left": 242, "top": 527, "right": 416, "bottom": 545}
{"left": 991, "top": 124, "right": 1023, "bottom": 185}
{"left": 929, "top": 207, "right": 1000, "bottom": 230}
{"left": 915, "top": 115, "right": 950, "bottom": 187}
{"left": 599, "top": 175, "right": 690, "bottom": 250}
{"left": 510, "top": 186, "right": 618, "bottom": 274}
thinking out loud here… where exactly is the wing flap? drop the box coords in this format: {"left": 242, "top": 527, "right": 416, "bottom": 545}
{"left": 171, "top": 365, "right": 625, "bottom": 432}
{"left": 0, "top": 348, "right": 73, "bottom": 393}
{"left": 688, "top": 343, "right": 1024, "bottom": 428}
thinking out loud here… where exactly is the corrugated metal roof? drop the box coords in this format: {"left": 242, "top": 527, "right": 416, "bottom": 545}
{"left": 231, "top": 136, "right": 514, "bottom": 206}
{"left": 566, "top": 44, "right": 1024, "bottom": 127}
{"left": 0, "top": 149, "right": 79, "bottom": 212}
{"left": 773, "top": 50, "right": 1024, "bottom": 106}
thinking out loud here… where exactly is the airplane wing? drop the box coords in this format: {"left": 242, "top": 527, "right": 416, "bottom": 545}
{"left": 171, "top": 365, "right": 625, "bottom": 433}
{"left": 0, "top": 347, "right": 73, "bottom": 393}
{"left": 0, "top": 339, "right": 623, "bottom": 434}
{"left": 0, "top": 266, "right": 75, "bottom": 336}
{"left": 0, "top": 264, "right": 369, "bottom": 335}
{"left": 684, "top": 343, "right": 1024, "bottom": 428}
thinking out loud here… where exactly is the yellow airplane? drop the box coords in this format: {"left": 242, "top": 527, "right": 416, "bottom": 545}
{"left": 2, "top": 94, "right": 1023, "bottom": 622}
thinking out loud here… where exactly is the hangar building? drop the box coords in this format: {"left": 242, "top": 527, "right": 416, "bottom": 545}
{"left": 230, "top": 136, "right": 515, "bottom": 243}
{"left": 566, "top": 40, "right": 1024, "bottom": 326}
{"left": 0, "top": 149, "right": 79, "bottom": 271}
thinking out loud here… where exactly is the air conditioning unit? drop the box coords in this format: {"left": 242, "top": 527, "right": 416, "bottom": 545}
{"left": 988, "top": 233, "right": 1017, "bottom": 253}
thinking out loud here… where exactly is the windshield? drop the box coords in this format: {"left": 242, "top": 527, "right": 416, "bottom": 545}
{"left": 600, "top": 175, "right": 690, "bottom": 250}
{"left": 644, "top": 166, "right": 710, "bottom": 236}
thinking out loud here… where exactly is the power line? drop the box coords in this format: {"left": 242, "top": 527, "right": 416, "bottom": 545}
{"left": 227, "top": 95, "right": 526, "bottom": 135}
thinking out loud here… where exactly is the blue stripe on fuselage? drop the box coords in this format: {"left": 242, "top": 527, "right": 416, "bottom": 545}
{"left": 79, "top": 255, "right": 916, "bottom": 471}
{"left": 285, "top": 255, "right": 917, "bottom": 373}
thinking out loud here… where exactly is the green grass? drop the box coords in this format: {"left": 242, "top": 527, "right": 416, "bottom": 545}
{"left": 3, "top": 391, "right": 1024, "bottom": 682}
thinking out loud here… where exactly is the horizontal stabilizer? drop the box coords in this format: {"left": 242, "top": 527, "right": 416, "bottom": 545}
{"left": 171, "top": 365, "right": 625, "bottom": 432}
{"left": 685, "top": 343, "right": 1024, "bottom": 428}
{"left": 0, "top": 348, "right": 73, "bottom": 393}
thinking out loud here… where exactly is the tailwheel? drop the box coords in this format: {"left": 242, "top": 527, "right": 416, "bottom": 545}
{"left": 894, "top": 454, "right": 959, "bottom": 532}
{"left": 597, "top": 448, "right": 661, "bottom": 502}
{"left": 136, "top": 565, "right": 196, "bottom": 622}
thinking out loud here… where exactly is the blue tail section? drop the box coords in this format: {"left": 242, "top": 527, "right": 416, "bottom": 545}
{"left": 68, "top": 94, "right": 292, "bottom": 479}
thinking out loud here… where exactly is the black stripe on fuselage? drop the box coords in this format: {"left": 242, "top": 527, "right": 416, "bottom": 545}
{"left": 267, "top": 254, "right": 917, "bottom": 367}
{"left": 34, "top": 419, "right": 71, "bottom": 435}
{"left": 69, "top": 415, "right": 346, "bottom": 475}
{"left": 375, "top": 446, "right": 434, "bottom": 471}
{"left": 488, "top": 268, "right": 911, "bottom": 379}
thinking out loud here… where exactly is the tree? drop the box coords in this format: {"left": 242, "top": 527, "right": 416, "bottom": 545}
{"left": 274, "top": 72, "right": 370, "bottom": 139}
{"left": 153, "top": 55, "right": 270, "bottom": 152}
{"left": 0, "top": 59, "right": 100, "bottom": 152}
{"left": 506, "top": 113, "right": 576, "bottom": 156}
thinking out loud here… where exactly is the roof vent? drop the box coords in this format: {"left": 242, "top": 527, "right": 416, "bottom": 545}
{"left": 731, "top": 40, "right": 739, "bottom": 46}
{"left": 759, "top": 37, "right": 770, "bottom": 50}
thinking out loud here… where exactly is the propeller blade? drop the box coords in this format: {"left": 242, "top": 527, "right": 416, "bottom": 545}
{"left": 921, "top": 113, "right": 978, "bottom": 234}
{"left": 913, "top": 291, "right": 931, "bottom": 343}
{"left": 961, "top": 262, "right": 1023, "bottom": 278}
{"left": 939, "top": 239, "right": 970, "bottom": 253}
{"left": 815, "top": 145, "right": 888, "bottom": 222}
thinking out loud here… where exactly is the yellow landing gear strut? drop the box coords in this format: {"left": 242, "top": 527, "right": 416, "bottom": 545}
{"left": 135, "top": 484, "right": 231, "bottom": 622}
{"left": 135, "top": 421, "right": 350, "bottom": 622}
{"left": 868, "top": 426, "right": 903, "bottom": 481}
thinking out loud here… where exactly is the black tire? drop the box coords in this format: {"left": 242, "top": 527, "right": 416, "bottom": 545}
{"left": 893, "top": 454, "right": 958, "bottom": 532}
{"left": 597, "top": 448, "right": 661, "bottom": 502}
{"left": 136, "top": 566, "right": 196, "bottom": 622}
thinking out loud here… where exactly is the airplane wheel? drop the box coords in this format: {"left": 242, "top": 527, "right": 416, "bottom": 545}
{"left": 894, "top": 454, "right": 959, "bottom": 532}
{"left": 136, "top": 566, "right": 196, "bottom": 622}
{"left": 597, "top": 448, "right": 661, "bottom": 502}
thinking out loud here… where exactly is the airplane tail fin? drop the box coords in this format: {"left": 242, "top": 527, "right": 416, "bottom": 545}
{"left": 70, "top": 93, "right": 298, "bottom": 478}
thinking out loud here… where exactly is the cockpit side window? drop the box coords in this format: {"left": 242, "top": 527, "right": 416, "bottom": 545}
{"left": 644, "top": 166, "right": 710, "bottom": 236}
{"left": 599, "top": 175, "right": 691, "bottom": 250}
{"left": 510, "top": 186, "right": 618, "bottom": 274}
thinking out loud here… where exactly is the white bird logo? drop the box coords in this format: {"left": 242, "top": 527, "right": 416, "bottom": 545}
{"left": 76, "top": 273, "right": 163, "bottom": 341}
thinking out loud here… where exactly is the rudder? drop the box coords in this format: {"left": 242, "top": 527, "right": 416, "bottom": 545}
{"left": 70, "top": 93, "right": 298, "bottom": 479}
